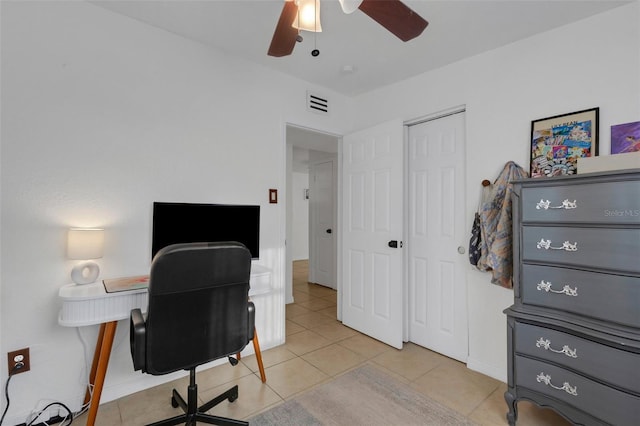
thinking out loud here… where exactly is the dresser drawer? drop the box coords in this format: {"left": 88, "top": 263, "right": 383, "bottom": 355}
{"left": 515, "top": 322, "right": 640, "bottom": 394}
{"left": 522, "top": 226, "right": 640, "bottom": 274}
{"left": 515, "top": 356, "right": 640, "bottom": 425}
{"left": 521, "top": 264, "right": 640, "bottom": 327}
{"left": 520, "top": 180, "right": 640, "bottom": 224}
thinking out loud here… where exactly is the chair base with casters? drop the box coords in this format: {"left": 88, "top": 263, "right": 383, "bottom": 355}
{"left": 147, "top": 366, "right": 247, "bottom": 426}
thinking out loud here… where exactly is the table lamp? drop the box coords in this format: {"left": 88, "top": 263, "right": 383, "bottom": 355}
{"left": 67, "top": 228, "right": 104, "bottom": 285}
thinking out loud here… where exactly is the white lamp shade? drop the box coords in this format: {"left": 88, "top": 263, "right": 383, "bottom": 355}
{"left": 292, "top": 0, "right": 322, "bottom": 32}
{"left": 67, "top": 228, "right": 104, "bottom": 260}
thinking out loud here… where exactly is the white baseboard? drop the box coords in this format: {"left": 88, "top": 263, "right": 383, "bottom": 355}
{"left": 100, "top": 369, "right": 189, "bottom": 404}
{"left": 466, "top": 356, "right": 507, "bottom": 383}
{"left": 101, "top": 336, "right": 283, "bottom": 404}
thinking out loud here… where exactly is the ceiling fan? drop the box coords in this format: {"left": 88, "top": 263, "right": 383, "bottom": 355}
{"left": 268, "top": 0, "right": 429, "bottom": 57}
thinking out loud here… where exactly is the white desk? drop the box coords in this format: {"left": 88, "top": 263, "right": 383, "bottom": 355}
{"left": 59, "top": 264, "right": 272, "bottom": 326}
{"left": 58, "top": 265, "right": 271, "bottom": 426}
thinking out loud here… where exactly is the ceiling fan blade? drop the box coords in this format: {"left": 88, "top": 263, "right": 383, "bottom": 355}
{"left": 358, "top": 0, "right": 428, "bottom": 42}
{"left": 268, "top": 0, "right": 299, "bottom": 57}
{"left": 339, "top": 0, "right": 363, "bottom": 14}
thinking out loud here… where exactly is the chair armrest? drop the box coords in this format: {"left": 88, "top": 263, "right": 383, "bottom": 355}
{"left": 247, "top": 301, "right": 255, "bottom": 341}
{"left": 130, "top": 308, "right": 146, "bottom": 371}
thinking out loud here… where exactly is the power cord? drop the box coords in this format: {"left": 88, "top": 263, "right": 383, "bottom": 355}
{"left": 25, "top": 402, "right": 73, "bottom": 426}
{"left": 70, "top": 383, "right": 93, "bottom": 420}
{"left": 3, "top": 327, "right": 94, "bottom": 426}
{"left": 1, "top": 362, "right": 74, "bottom": 426}
{"left": 1, "top": 362, "right": 25, "bottom": 425}
{"left": 74, "top": 327, "right": 93, "bottom": 419}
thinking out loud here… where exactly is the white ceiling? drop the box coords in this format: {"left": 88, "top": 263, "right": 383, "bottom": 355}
{"left": 91, "top": 0, "right": 630, "bottom": 97}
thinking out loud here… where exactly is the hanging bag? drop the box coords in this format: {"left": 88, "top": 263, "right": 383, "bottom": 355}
{"left": 469, "top": 182, "right": 490, "bottom": 266}
{"left": 468, "top": 213, "right": 482, "bottom": 266}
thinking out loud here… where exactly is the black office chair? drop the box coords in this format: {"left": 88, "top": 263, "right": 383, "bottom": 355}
{"left": 130, "top": 242, "right": 255, "bottom": 426}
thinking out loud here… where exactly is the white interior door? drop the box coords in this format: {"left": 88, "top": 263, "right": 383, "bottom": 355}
{"left": 310, "top": 159, "right": 336, "bottom": 288}
{"left": 407, "top": 112, "right": 468, "bottom": 362}
{"left": 341, "top": 119, "right": 404, "bottom": 349}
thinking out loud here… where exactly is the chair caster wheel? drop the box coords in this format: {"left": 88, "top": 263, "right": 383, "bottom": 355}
{"left": 171, "top": 396, "right": 179, "bottom": 408}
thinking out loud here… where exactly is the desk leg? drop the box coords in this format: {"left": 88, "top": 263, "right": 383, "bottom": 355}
{"left": 84, "top": 323, "right": 106, "bottom": 406}
{"left": 235, "top": 329, "right": 267, "bottom": 383}
{"left": 252, "top": 330, "right": 266, "bottom": 383}
{"left": 86, "top": 321, "right": 117, "bottom": 426}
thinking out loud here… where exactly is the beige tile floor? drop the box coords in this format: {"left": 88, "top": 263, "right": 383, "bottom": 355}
{"left": 78, "top": 260, "right": 569, "bottom": 425}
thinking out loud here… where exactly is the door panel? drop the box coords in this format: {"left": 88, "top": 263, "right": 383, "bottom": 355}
{"left": 310, "top": 160, "right": 336, "bottom": 288}
{"left": 348, "top": 250, "right": 365, "bottom": 309}
{"left": 408, "top": 112, "right": 468, "bottom": 362}
{"left": 342, "top": 120, "right": 404, "bottom": 349}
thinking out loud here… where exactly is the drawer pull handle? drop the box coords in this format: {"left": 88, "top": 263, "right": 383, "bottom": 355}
{"left": 536, "top": 338, "right": 578, "bottom": 358}
{"left": 536, "top": 239, "right": 578, "bottom": 252}
{"left": 536, "top": 199, "right": 577, "bottom": 210}
{"left": 537, "top": 280, "right": 578, "bottom": 296}
{"left": 536, "top": 373, "right": 578, "bottom": 396}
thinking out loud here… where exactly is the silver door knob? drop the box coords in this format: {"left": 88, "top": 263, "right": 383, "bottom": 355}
{"left": 457, "top": 246, "right": 465, "bottom": 254}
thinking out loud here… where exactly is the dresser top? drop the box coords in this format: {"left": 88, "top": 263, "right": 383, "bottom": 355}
{"left": 512, "top": 167, "right": 640, "bottom": 187}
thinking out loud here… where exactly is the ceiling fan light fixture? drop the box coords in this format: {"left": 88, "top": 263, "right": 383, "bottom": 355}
{"left": 292, "top": 0, "right": 322, "bottom": 32}
{"left": 269, "top": 0, "right": 428, "bottom": 58}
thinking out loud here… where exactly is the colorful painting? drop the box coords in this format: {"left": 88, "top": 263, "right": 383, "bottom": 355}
{"left": 530, "top": 108, "right": 599, "bottom": 178}
{"left": 611, "top": 121, "right": 640, "bottom": 154}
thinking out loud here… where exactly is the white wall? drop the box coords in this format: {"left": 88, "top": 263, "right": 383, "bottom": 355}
{"left": 352, "top": 2, "right": 640, "bottom": 381}
{"left": 0, "top": 2, "right": 353, "bottom": 423}
{"left": 291, "top": 171, "right": 310, "bottom": 260}
{"left": 2, "top": 1, "right": 638, "bottom": 423}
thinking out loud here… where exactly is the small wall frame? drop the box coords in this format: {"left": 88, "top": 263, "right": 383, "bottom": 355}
{"left": 530, "top": 107, "right": 599, "bottom": 178}
{"left": 611, "top": 120, "right": 640, "bottom": 154}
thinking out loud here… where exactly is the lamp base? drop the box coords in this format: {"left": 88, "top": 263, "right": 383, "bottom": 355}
{"left": 71, "top": 261, "right": 100, "bottom": 285}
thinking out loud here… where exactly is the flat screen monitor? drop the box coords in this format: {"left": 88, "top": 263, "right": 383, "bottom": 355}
{"left": 152, "top": 202, "right": 260, "bottom": 259}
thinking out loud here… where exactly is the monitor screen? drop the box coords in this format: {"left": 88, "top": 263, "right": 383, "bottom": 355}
{"left": 152, "top": 202, "right": 260, "bottom": 259}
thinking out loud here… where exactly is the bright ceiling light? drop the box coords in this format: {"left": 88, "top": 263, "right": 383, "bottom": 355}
{"left": 292, "top": 0, "right": 322, "bottom": 32}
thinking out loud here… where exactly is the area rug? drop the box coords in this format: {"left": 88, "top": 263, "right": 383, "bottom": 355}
{"left": 249, "top": 364, "right": 477, "bottom": 425}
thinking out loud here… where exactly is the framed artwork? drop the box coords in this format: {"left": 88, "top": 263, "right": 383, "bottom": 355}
{"left": 610, "top": 121, "right": 640, "bottom": 154}
{"left": 530, "top": 107, "right": 599, "bottom": 178}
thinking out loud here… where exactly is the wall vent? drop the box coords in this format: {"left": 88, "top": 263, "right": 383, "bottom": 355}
{"left": 307, "top": 91, "right": 329, "bottom": 115}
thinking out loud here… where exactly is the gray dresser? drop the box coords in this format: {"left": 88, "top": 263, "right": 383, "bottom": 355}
{"left": 504, "top": 168, "right": 640, "bottom": 425}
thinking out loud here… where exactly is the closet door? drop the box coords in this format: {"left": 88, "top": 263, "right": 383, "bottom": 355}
{"left": 407, "top": 112, "right": 468, "bottom": 362}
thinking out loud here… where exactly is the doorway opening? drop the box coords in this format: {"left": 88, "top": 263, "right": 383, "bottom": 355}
{"left": 285, "top": 124, "right": 340, "bottom": 309}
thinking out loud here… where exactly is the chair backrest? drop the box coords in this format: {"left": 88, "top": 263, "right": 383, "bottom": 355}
{"left": 144, "top": 241, "right": 252, "bottom": 375}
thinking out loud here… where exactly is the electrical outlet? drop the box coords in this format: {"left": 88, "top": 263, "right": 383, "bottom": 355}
{"left": 7, "top": 347, "right": 30, "bottom": 375}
